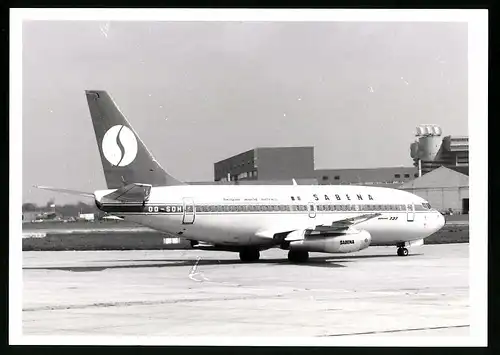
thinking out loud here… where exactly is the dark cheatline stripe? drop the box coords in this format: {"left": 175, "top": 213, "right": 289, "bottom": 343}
{"left": 98, "top": 203, "right": 429, "bottom": 214}
{"left": 100, "top": 205, "right": 145, "bottom": 213}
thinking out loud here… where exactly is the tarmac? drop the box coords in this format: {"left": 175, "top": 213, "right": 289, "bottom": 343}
{"left": 22, "top": 244, "right": 469, "bottom": 339}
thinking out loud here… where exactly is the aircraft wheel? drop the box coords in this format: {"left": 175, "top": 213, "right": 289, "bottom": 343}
{"left": 288, "top": 250, "right": 309, "bottom": 263}
{"left": 397, "top": 247, "right": 409, "bottom": 257}
{"left": 239, "top": 248, "right": 260, "bottom": 262}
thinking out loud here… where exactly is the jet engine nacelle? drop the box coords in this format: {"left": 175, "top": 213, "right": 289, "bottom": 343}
{"left": 288, "top": 229, "right": 372, "bottom": 253}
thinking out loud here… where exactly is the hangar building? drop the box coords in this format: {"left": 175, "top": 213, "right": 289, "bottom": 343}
{"left": 399, "top": 166, "right": 469, "bottom": 214}
{"left": 214, "top": 147, "right": 315, "bottom": 182}
{"left": 314, "top": 167, "right": 418, "bottom": 186}
{"left": 214, "top": 146, "right": 417, "bottom": 186}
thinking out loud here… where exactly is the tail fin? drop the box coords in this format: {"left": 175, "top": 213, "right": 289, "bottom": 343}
{"left": 85, "top": 90, "right": 184, "bottom": 189}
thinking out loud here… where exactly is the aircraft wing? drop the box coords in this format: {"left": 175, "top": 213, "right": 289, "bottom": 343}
{"left": 312, "top": 212, "right": 382, "bottom": 232}
{"left": 256, "top": 213, "right": 382, "bottom": 240}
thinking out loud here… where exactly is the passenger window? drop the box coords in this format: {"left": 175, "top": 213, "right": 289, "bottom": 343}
{"left": 355, "top": 205, "right": 360, "bottom": 211}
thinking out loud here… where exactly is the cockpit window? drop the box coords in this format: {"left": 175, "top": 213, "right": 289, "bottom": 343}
{"left": 422, "top": 202, "right": 432, "bottom": 209}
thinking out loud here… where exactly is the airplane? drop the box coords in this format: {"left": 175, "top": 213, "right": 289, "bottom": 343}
{"left": 36, "top": 90, "right": 445, "bottom": 263}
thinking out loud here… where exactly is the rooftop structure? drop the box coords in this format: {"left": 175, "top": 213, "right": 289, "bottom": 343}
{"left": 410, "top": 125, "right": 468, "bottom": 176}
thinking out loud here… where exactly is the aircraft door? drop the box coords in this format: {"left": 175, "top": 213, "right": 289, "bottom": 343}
{"left": 308, "top": 202, "right": 316, "bottom": 218}
{"left": 182, "top": 197, "right": 195, "bottom": 224}
{"left": 406, "top": 203, "right": 415, "bottom": 222}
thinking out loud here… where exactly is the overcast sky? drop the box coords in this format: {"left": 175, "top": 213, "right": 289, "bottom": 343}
{"left": 22, "top": 21, "right": 468, "bottom": 205}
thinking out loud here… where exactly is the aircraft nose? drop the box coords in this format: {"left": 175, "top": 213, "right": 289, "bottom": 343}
{"left": 436, "top": 212, "right": 445, "bottom": 230}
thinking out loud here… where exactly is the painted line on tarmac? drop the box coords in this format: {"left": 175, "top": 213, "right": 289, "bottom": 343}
{"left": 319, "top": 324, "right": 469, "bottom": 337}
{"left": 23, "top": 294, "right": 284, "bottom": 312}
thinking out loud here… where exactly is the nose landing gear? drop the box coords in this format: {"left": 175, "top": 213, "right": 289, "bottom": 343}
{"left": 396, "top": 242, "right": 409, "bottom": 256}
{"left": 397, "top": 247, "right": 409, "bottom": 256}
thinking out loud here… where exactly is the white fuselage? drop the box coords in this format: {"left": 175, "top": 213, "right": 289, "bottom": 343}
{"left": 95, "top": 184, "right": 445, "bottom": 248}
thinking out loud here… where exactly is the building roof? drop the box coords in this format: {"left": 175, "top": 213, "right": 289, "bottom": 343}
{"left": 447, "top": 166, "right": 469, "bottom": 176}
{"left": 399, "top": 166, "right": 469, "bottom": 189}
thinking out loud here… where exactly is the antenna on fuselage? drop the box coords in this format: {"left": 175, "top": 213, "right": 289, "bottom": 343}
{"left": 292, "top": 179, "right": 298, "bottom": 186}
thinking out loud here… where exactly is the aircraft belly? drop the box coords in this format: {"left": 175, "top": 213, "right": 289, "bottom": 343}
{"left": 118, "top": 212, "right": 430, "bottom": 247}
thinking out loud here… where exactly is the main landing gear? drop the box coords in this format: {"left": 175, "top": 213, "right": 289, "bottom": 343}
{"left": 288, "top": 250, "right": 309, "bottom": 263}
{"left": 396, "top": 243, "right": 409, "bottom": 257}
{"left": 239, "top": 248, "right": 260, "bottom": 262}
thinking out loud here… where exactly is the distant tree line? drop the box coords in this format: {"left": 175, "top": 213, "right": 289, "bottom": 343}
{"left": 22, "top": 201, "right": 104, "bottom": 218}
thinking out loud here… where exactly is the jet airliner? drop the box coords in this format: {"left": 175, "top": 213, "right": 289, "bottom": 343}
{"left": 37, "top": 91, "right": 445, "bottom": 263}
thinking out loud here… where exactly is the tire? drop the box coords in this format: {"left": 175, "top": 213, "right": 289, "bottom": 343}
{"left": 288, "top": 250, "right": 309, "bottom": 263}
{"left": 239, "top": 248, "right": 260, "bottom": 262}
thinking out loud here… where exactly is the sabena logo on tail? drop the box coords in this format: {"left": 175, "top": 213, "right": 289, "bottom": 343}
{"left": 102, "top": 125, "right": 138, "bottom": 167}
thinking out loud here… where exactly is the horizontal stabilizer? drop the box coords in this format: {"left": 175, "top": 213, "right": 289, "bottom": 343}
{"left": 101, "top": 183, "right": 152, "bottom": 203}
{"left": 34, "top": 186, "right": 94, "bottom": 198}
